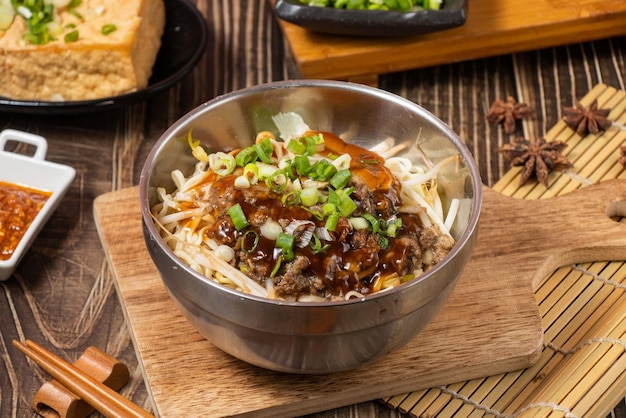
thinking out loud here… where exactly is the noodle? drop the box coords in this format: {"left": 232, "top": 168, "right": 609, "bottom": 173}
{"left": 152, "top": 113, "right": 459, "bottom": 301}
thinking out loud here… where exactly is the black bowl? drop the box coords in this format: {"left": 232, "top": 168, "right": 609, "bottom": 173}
{"left": 274, "top": 0, "right": 467, "bottom": 38}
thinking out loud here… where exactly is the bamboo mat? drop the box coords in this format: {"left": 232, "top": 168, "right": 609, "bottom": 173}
{"left": 383, "top": 84, "right": 626, "bottom": 417}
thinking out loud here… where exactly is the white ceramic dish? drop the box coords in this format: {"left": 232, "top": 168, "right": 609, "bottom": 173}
{"left": 0, "top": 130, "right": 75, "bottom": 280}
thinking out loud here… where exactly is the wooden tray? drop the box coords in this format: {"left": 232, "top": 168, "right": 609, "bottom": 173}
{"left": 383, "top": 84, "right": 626, "bottom": 417}
{"left": 270, "top": 0, "right": 626, "bottom": 83}
{"left": 94, "top": 86, "right": 626, "bottom": 417}
{"left": 93, "top": 185, "right": 541, "bottom": 418}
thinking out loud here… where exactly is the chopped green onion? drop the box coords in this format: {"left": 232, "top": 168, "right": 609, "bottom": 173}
{"left": 16, "top": 5, "right": 31, "bottom": 19}
{"left": 395, "top": 0, "right": 413, "bottom": 10}
{"left": 378, "top": 235, "right": 389, "bottom": 250}
{"left": 286, "top": 138, "right": 307, "bottom": 155}
{"left": 329, "top": 169, "right": 352, "bottom": 189}
{"left": 235, "top": 147, "right": 258, "bottom": 167}
{"left": 256, "top": 162, "right": 278, "bottom": 179}
{"left": 68, "top": 0, "right": 83, "bottom": 20}
{"left": 281, "top": 190, "right": 300, "bottom": 206}
{"left": 300, "top": 187, "right": 319, "bottom": 206}
{"left": 297, "top": 135, "right": 317, "bottom": 156}
{"left": 64, "top": 29, "right": 79, "bottom": 43}
{"left": 325, "top": 211, "right": 340, "bottom": 232}
{"left": 101, "top": 24, "right": 117, "bottom": 35}
{"left": 331, "top": 154, "right": 351, "bottom": 170}
{"left": 260, "top": 219, "right": 283, "bottom": 240}
{"left": 233, "top": 175, "right": 250, "bottom": 189}
{"left": 322, "top": 203, "right": 336, "bottom": 216}
{"left": 308, "top": 133, "right": 325, "bottom": 152}
{"left": 69, "top": 8, "right": 83, "bottom": 19}
{"left": 329, "top": 187, "right": 357, "bottom": 217}
{"left": 227, "top": 203, "right": 249, "bottom": 231}
{"left": 302, "top": 207, "right": 325, "bottom": 221}
{"left": 16, "top": 0, "right": 56, "bottom": 45}
{"left": 386, "top": 217, "right": 402, "bottom": 237}
{"left": 270, "top": 255, "right": 283, "bottom": 278}
{"left": 265, "top": 169, "right": 289, "bottom": 193}
{"left": 362, "top": 213, "right": 380, "bottom": 234}
{"left": 277, "top": 156, "right": 292, "bottom": 170}
{"left": 349, "top": 217, "right": 369, "bottom": 230}
{"left": 310, "top": 234, "right": 330, "bottom": 254}
{"left": 242, "top": 163, "right": 259, "bottom": 184}
{"left": 293, "top": 155, "right": 310, "bottom": 175}
{"left": 287, "top": 134, "right": 320, "bottom": 156}
{"left": 276, "top": 232, "right": 296, "bottom": 262}
{"left": 209, "top": 152, "right": 236, "bottom": 176}
{"left": 0, "top": 5, "right": 15, "bottom": 31}
{"left": 242, "top": 230, "right": 259, "bottom": 253}
{"left": 338, "top": 196, "right": 357, "bottom": 217}
{"left": 308, "top": 159, "right": 337, "bottom": 181}
{"left": 46, "top": 21, "right": 63, "bottom": 36}
{"left": 423, "top": 0, "right": 442, "bottom": 10}
{"left": 327, "top": 188, "right": 338, "bottom": 205}
{"left": 280, "top": 159, "right": 298, "bottom": 180}
{"left": 276, "top": 232, "right": 295, "bottom": 248}
{"left": 300, "top": 0, "right": 438, "bottom": 11}
{"left": 254, "top": 138, "right": 274, "bottom": 164}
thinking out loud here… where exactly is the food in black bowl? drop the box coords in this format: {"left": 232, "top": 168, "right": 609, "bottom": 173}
{"left": 273, "top": 0, "right": 467, "bottom": 37}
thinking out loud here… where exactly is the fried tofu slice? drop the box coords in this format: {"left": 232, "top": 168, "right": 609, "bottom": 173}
{"left": 0, "top": 0, "right": 165, "bottom": 101}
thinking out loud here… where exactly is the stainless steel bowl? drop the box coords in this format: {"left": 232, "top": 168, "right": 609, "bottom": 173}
{"left": 139, "top": 80, "right": 482, "bottom": 374}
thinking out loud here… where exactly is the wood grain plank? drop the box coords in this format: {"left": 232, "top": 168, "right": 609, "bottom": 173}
{"left": 271, "top": 0, "right": 626, "bottom": 80}
{"left": 93, "top": 186, "right": 540, "bottom": 417}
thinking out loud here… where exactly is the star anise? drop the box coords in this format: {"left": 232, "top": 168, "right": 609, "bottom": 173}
{"left": 562, "top": 99, "right": 612, "bottom": 136}
{"left": 498, "top": 137, "right": 572, "bottom": 187}
{"left": 486, "top": 96, "right": 532, "bottom": 134}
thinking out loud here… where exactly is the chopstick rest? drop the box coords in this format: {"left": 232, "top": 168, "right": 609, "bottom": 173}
{"left": 31, "top": 346, "right": 130, "bottom": 418}
{"left": 13, "top": 340, "right": 154, "bottom": 418}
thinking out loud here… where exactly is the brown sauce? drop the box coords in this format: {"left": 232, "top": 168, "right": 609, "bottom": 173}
{"left": 0, "top": 181, "right": 51, "bottom": 261}
{"left": 197, "top": 134, "right": 434, "bottom": 298}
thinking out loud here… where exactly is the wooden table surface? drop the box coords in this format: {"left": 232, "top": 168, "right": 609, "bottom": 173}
{"left": 1, "top": 1, "right": 625, "bottom": 417}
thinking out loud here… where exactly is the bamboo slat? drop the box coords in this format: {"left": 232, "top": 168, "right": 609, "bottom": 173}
{"left": 383, "top": 83, "right": 626, "bottom": 417}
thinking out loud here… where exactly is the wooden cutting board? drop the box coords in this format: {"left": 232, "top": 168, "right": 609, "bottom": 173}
{"left": 93, "top": 179, "right": 626, "bottom": 417}
{"left": 271, "top": 0, "right": 626, "bottom": 83}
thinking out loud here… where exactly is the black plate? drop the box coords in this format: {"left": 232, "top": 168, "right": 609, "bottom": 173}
{"left": 0, "top": 0, "right": 207, "bottom": 115}
{"left": 274, "top": 0, "right": 467, "bottom": 38}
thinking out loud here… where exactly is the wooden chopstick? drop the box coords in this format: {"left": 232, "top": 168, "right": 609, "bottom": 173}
{"left": 13, "top": 339, "right": 154, "bottom": 418}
